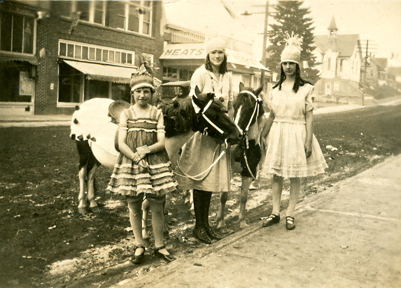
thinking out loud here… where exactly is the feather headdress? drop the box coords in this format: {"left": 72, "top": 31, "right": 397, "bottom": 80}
{"left": 280, "top": 32, "right": 303, "bottom": 64}
{"left": 130, "top": 62, "right": 155, "bottom": 92}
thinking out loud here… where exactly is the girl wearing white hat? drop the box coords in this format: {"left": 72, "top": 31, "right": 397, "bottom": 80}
{"left": 175, "top": 37, "right": 234, "bottom": 244}
{"left": 261, "top": 33, "right": 327, "bottom": 230}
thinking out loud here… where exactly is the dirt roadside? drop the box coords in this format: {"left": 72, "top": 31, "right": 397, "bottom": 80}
{"left": 0, "top": 100, "right": 401, "bottom": 288}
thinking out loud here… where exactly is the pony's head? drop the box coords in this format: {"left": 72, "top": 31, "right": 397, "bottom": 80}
{"left": 191, "top": 86, "right": 241, "bottom": 144}
{"left": 233, "top": 83, "right": 264, "bottom": 133}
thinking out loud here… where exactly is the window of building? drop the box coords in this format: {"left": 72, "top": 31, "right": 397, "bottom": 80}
{"left": 339, "top": 59, "right": 344, "bottom": 72}
{"left": 59, "top": 40, "right": 135, "bottom": 66}
{"left": 57, "top": 0, "right": 153, "bottom": 36}
{"left": 58, "top": 62, "right": 82, "bottom": 103}
{"left": 0, "top": 11, "right": 34, "bottom": 54}
{"left": 0, "top": 62, "right": 33, "bottom": 103}
{"left": 327, "top": 58, "right": 331, "bottom": 71}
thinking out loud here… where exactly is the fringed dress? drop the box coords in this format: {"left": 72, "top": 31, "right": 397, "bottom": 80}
{"left": 262, "top": 83, "right": 328, "bottom": 178}
{"left": 107, "top": 105, "right": 177, "bottom": 197}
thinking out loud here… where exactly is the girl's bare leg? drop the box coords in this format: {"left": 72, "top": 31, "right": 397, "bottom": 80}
{"left": 128, "top": 200, "right": 146, "bottom": 256}
{"left": 271, "top": 175, "right": 283, "bottom": 215}
{"left": 287, "top": 177, "right": 301, "bottom": 217}
{"left": 141, "top": 199, "right": 150, "bottom": 240}
{"left": 148, "top": 200, "right": 171, "bottom": 256}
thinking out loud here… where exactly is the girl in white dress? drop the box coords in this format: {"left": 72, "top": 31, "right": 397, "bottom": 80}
{"left": 261, "top": 34, "right": 328, "bottom": 230}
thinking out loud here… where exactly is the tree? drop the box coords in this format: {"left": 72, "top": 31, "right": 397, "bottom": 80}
{"left": 266, "top": 0, "right": 319, "bottom": 83}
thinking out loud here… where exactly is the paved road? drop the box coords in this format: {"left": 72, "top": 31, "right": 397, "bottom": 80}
{"left": 112, "top": 154, "right": 401, "bottom": 288}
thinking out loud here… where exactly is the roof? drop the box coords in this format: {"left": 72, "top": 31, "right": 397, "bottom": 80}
{"left": 314, "top": 34, "right": 360, "bottom": 57}
{"left": 371, "top": 58, "right": 388, "bottom": 71}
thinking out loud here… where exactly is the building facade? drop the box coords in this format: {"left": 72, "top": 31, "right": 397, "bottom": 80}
{"left": 313, "top": 17, "right": 363, "bottom": 103}
{"left": 0, "top": 0, "right": 164, "bottom": 115}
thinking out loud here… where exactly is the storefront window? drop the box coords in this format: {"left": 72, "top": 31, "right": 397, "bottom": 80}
{"left": 58, "top": 62, "right": 81, "bottom": 103}
{"left": 86, "top": 80, "right": 109, "bottom": 100}
{"left": 112, "top": 83, "right": 130, "bottom": 102}
{"left": 0, "top": 63, "right": 32, "bottom": 103}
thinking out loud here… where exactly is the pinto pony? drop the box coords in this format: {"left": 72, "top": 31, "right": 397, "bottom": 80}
{"left": 216, "top": 83, "right": 265, "bottom": 229}
{"left": 70, "top": 89, "right": 242, "bottom": 217}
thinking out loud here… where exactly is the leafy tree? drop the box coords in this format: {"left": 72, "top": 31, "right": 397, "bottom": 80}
{"left": 266, "top": 0, "right": 319, "bottom": 83}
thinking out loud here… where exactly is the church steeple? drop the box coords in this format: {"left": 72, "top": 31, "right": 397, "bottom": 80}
{"left": 328, "top": 16, "right": 338, "bottom": 37}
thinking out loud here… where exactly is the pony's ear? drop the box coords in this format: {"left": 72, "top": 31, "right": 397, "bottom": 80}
{"left": 255, "top": 85, "right": 263, "bottom": 96}
{"left": 194, "top": 86, "right": 201, "bottom": 97}
{"left": 239, "top": 82, "right": 245, "bottom": 91}
{"left": 191, "top": 95, "right": 202, "bottom": 112}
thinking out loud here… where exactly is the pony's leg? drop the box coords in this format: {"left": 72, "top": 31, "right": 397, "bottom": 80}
{"left": 239, "top": 176, "right": 253, "bottom": 229}
{"left": 184, "top": 189, "right": 194, "bottom": 214}
{"left": 216, "top": 192, "right": 228, "bottom": 230}
{"left": 78, "top": 165, "right": 88, "bottom": 215}
{"left": 87, "top": 163, "right": 100, "bottom": 213}
{"left": 141, "top": 199, "right": 150, "bottom": 240}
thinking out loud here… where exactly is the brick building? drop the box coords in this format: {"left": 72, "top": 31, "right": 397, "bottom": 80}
{"left": 0, "top": 0, "right": 164, "bottom": 115}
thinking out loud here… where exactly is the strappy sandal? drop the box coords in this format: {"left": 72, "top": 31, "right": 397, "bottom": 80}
{"left": 154, "top": 246, "right": 176, "bottom": 263}
{"left": 286, "top": 216, "right": 296, "bottom": 230}
{"left": 131, "top": 246, "right": 145, "bottom": 264}
{"left": 262, "top": 214, "right": 280, "bottom": 227}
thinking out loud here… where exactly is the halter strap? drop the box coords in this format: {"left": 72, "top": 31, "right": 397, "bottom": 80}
{"left": 238, "top": 90, "right": 262, "bottom": 133}
{"left": 191, "top": 98, "right": 225, "bottom": 134}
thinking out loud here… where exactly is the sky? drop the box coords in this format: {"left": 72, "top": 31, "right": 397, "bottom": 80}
{"left": 163, "top": 0, "right": 401, "bottom": 66}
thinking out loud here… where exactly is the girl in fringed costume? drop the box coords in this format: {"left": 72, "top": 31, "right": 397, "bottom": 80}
{"left": 261, "top": 33, "right": 328, "bottom": 230}
{"left": 107, "top": 63, "right": 177, "bottom": 264}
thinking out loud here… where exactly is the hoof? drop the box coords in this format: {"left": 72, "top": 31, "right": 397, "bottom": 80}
{"left": 78, "top": 207, "right": 88, "bottom": 215}
{"left": 90, "top": 206, "right": 101, "bottom": 214}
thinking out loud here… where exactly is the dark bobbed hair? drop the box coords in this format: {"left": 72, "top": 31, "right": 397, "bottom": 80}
{"left": 273, "top": 63, "right": 313, "bottom": 93}
{"left": 205, "top": 53, "right": 228, "bottom": 74}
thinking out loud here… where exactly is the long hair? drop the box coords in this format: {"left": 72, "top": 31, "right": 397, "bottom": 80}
{"left": 205, "top": 54, "right": 228, "bottom": 74}
{"left": 273, "top": 63, "right": 312, "bottom": 92}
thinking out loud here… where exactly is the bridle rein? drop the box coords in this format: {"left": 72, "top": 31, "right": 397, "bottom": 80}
{"left": 237, "top": 89, "right": 263, "bottom": 179}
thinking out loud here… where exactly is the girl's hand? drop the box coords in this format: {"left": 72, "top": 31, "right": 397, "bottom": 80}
{"left": 305, "top": 143, "right": 312, "bottom": 158}
{"left": 132, "top": 152, "right": 145, "bottom": 163}
{"left": 136, "top": 146, "right": 151, "bottom": 158}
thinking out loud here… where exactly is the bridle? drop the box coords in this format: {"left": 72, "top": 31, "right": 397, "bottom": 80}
{"left": 191, "top": 97, "right": 227, "bottom": 145}
{"left": 236, "top": 89, "right": 263, "bottom": 179}
{"left": 175, "top": 96, "right": 231, "bottom": 181}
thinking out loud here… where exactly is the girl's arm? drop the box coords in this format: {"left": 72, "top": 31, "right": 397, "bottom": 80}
{"left": 260, "top": 111, "right": 274, "bottom": 140}
{"left": 227, "top": 100, "right": 234, "bottom": 120}
{"left": 117, "top": 111, "right": 137, "bottom": 161}
{"left": 305, "top": 110, "right": 313, "bottom": 158}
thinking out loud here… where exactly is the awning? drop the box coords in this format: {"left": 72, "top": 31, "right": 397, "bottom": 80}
{"left": 63, "top": 60, "right": 137, "bottom": 84}
{"left": 0, "top": 55, "right": 38, "bottom": 65}
{"left": 160, "top": 43, "right": 269, "bottom": 72}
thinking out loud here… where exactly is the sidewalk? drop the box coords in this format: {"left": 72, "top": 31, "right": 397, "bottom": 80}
{"left": 112, "top": 154, "right": 401, "bottom": 288}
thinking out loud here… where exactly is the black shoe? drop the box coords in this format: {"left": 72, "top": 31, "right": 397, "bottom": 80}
{"left": 131, "top": 246, "right": 145, "bottom": 264}
{"left": 205, "top": 225, "right": 222, "bottom": 240}
{"left": 286, "top": 216, "right": 296, "bottom": 230}
{"left": 262, "top": 214, "right": 280, "bottom": 227}
{"left": 154, "top": 246, "right": 176, "bottom": 262}
{"left": 193, "top": 227, "right": 212, "bottom": 244}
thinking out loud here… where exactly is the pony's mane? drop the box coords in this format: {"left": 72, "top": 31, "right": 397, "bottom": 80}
{"left": 162, "top": 97, "right": 194, "bottom": 138}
